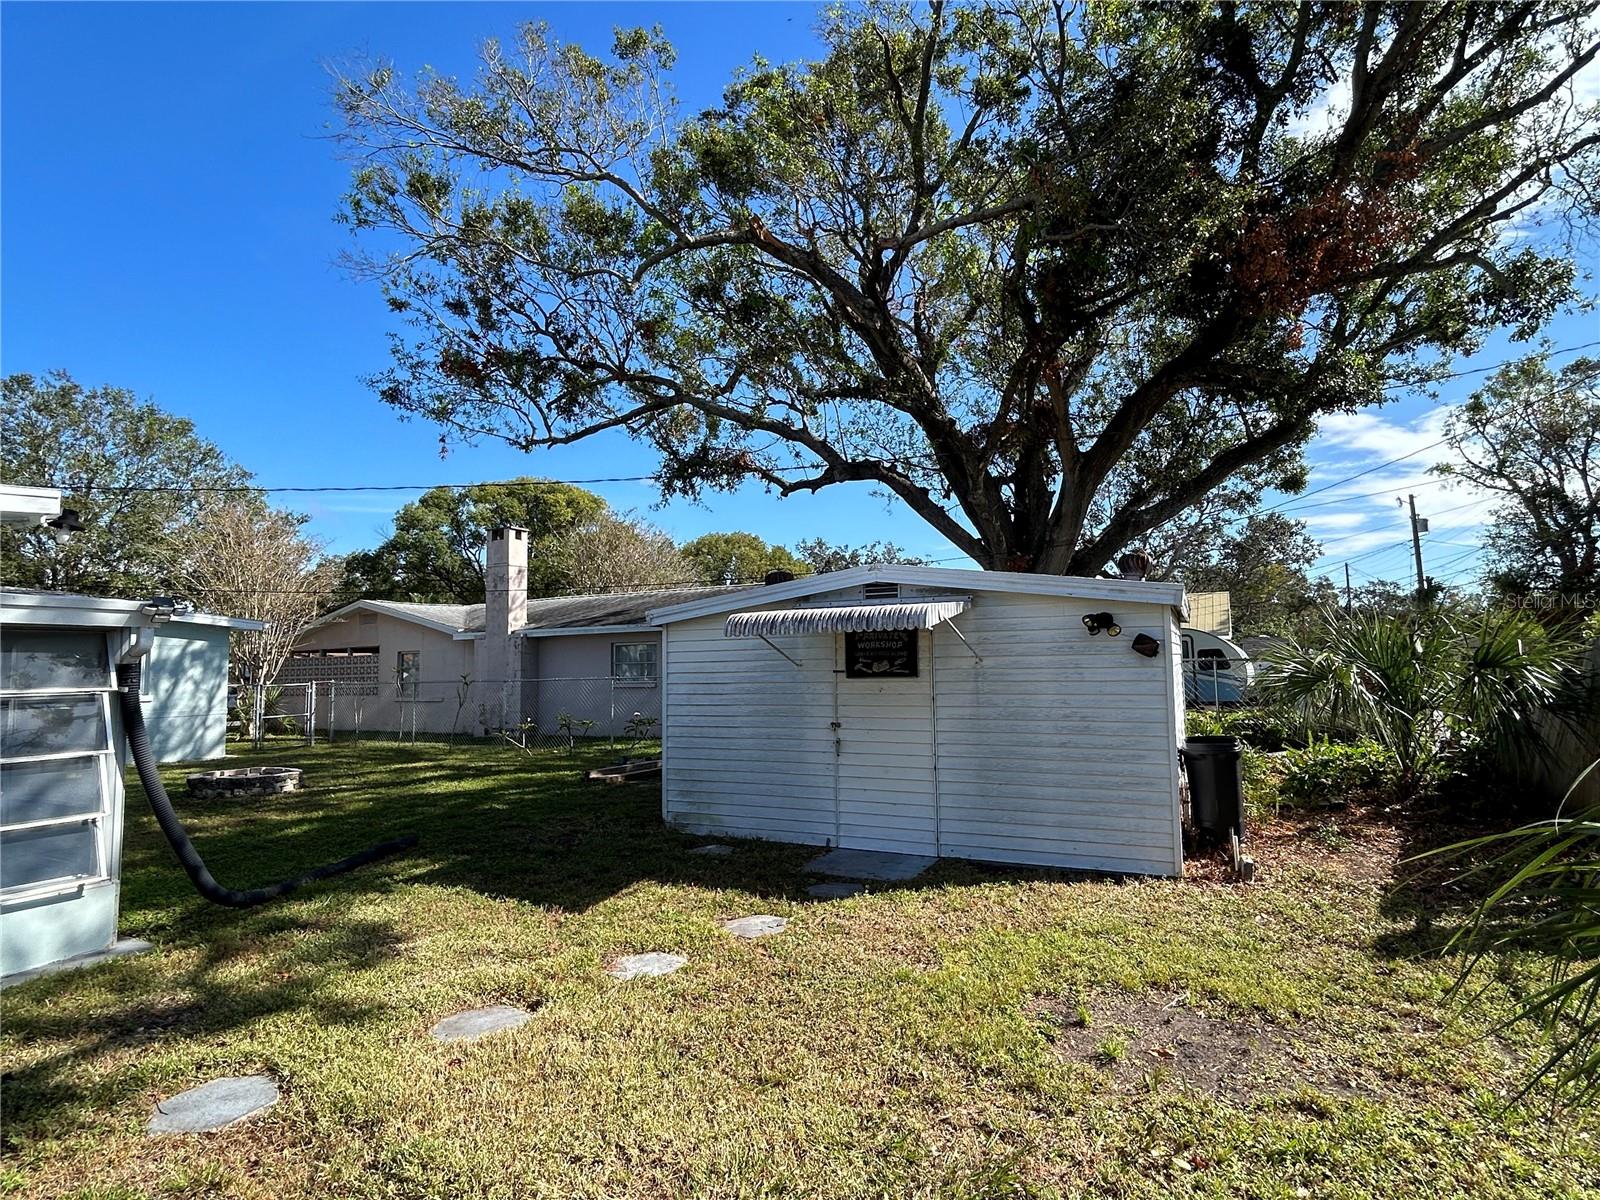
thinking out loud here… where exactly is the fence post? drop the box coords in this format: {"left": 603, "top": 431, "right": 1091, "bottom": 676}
{"left": 307, "top": 680, "right": 317, "bottom": 746}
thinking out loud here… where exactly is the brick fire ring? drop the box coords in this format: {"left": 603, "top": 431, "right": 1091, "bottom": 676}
{"left": 186, "top": 767, "right": 303, "bottom": 800}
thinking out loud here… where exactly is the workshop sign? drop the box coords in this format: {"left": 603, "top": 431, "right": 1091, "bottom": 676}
{"left": 845, "top": 629, "right": 919, "bottom": 678}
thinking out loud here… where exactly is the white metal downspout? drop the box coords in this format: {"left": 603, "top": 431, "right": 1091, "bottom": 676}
{"left": 115, "top": 625, "right": 157, "bottom": 666}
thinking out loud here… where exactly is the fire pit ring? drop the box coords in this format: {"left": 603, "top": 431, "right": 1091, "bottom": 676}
{"left": 186, "top": 767, "right": 303, "bottom": 800}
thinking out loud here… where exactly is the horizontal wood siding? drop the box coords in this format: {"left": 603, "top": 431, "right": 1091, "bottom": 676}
{"left": 835, "top": 630, "right": 935, "bottom": 854}
{"left": 663, "top": 613, "right": 836, "bottom": 846}
{"left": 661, "top": 584, "right": 1182, "bottom": 875}
{"left": 932, "top": 593, "right": 1178, "bottom": 874}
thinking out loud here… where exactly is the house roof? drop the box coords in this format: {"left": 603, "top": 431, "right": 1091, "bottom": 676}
{"left": 515, "top": 586, "right": 749, "bottom": 638}
{"left": 648, "top": 564, "right": 1189, "bottom": 625}
{"left": 315, "top": 588, "right": 751, "bottom": 641}
{"left": 0, "top": 587, "right": 266, "bottom": 631}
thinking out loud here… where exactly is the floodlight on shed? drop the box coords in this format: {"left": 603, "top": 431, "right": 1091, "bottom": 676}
{"left": 1082, "top": 611, "right": 1120, "bottom": 636}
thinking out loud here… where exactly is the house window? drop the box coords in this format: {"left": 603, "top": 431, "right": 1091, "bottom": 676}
{"left": 611, "top": 642, "right": 658, "bottom": 685}
{"left": 396, "top": 650, "right": 419, "bottom": 698}
{"left": 0, "top": 630, "right": 114, "bottom": 899}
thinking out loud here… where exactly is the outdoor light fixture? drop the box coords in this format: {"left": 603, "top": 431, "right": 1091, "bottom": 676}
{"left": 1081, "top": 611, "right": 1121, "bottom": 636}
{"left": 43, "top": 507, "right": 85, "bottom": 545}
{"left": 1131, "top": 633, "right": 1161, "bottom": 658}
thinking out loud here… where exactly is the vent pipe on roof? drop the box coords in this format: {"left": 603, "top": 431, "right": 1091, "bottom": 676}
{"left": 765, "top": 570, "right": 796, "bottom": 586}
{"left": 1116, "top": 551, "right": 1150, "bottom": 581}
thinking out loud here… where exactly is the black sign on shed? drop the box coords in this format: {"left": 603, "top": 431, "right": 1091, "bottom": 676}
{"left": 845, "top": 629, "right": 919, "bottom": 678}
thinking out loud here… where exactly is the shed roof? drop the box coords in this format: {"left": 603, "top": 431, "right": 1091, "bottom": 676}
{"left": 648, "top": 565, "right": 1188, "bottom": 625}
{"left": 0, "top": 588, "right": 265, "bottom": 631}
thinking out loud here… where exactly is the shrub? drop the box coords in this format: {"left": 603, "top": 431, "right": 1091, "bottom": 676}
{"left": 1279, "top": 740, "right": 1396, "bottom": 806}
{"left": 1184, "top": 706, "right": 1301, "bottom": 751}
{"left": 1241, "top": 746, "right": 1285, "bottom": 813}
{"left": 1258, "top": 608, "right": 1585, "bottom": 798}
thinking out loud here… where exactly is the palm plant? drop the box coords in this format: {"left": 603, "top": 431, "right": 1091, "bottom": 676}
{"left": 1258, "top": 608, "right": 1582, "bottom": 797}
{"left": 1425, "top": 762, "right": 1600, "bottom": 1106}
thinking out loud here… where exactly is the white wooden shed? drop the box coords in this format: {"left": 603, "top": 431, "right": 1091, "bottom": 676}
{"left": 648, "top": 565, "right": 1189, "bottom": 876}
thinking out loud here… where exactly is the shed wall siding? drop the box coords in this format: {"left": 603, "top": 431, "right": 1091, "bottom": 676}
{"left": 662, "top": 586, "right": 1182, "bottom": 875}
{"left": 144, "top": 625, "right": 230, "bottom": 763}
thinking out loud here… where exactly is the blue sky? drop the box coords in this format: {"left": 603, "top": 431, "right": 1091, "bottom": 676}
{"left": 3, "top": 2, "right": 1595, "bottom": 595}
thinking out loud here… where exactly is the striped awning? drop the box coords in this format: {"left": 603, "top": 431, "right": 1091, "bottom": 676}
{"left": 724, "top": 599, "right": 969, "bottom": 638}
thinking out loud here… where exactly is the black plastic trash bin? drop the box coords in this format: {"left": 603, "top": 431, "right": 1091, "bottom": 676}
{"left": 1183, "top": 735, "right": 1245, "bottom": 844}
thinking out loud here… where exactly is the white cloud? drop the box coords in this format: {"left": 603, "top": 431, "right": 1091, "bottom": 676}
{"left": 1292, "top": 406, "right": 1498, "bottom": 580}
{"left": 1314, "top": 407, "right": 1453, "bottom": 460}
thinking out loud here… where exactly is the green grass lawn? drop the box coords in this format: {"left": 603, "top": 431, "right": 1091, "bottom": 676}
{"left": 3, "top": 740, "right": 1595, "bottom": 1199}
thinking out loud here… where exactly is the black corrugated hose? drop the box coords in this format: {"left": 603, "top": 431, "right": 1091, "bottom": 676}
{"left": 116, "top": 660, "right": 417, "bottom": 908}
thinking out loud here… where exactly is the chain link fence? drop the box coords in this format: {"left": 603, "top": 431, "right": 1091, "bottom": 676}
{"left": 249, "top": 676, "right": 662, "bottom": 753}
{"left": 1181, "top": 655, "right": 1253, "bottom": 707}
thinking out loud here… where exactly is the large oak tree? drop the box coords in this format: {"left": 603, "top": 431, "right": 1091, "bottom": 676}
{"left": 335, "top": 1, "right": 1599, "bottom": 574}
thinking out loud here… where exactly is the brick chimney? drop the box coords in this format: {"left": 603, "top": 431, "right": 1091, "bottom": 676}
{"left": 483, "top": 526, "right": 529, "bottom": 692}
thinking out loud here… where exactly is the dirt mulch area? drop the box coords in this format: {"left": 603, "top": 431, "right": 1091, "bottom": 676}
{"left": 1180, "top": 800, "right": 1498, "bottom": 890}
{"left": 1028, "top": 988, "right": 1383, "bottom": 1103}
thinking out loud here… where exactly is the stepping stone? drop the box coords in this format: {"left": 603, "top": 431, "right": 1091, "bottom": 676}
{"left": 687, "top": 844, "right": 735, "bottom": 856}
{"left": 806, "top": 848, "right": 935, "bottom": 882}
{"left": 723, "top": 915, "right": 787, "bottom": 939}
{"left": 428, "top": 1004, "right": 535, "bottom": 1043}
{"left": 608, "top": 952, "right": 688, "bottom": 980}
{"left": 806, "top": 882, "right": 865, "bottom": 899}
{"left": 147, "top": 1075, "right": 279, "bottom": 1136}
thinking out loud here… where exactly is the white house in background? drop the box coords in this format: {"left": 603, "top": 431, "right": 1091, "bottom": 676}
{"left": 285, "top": 526, "right": 747, "bottom": 737}
{"left": 647, "top": 565, "right": 1190, "bottom": 877}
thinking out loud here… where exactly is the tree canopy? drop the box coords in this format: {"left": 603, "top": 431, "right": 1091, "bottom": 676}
{"left": 338, "top": 477, "right": 606, "bottom": 603}
{"left": 681, "top": 531, "right": 810, "bottom": 584}
{"left": 541, "top": 509, "right": 691, "bottom": 593}
{"left": 169, "top": 497, "right": 341, "bottom": 685}
{"left": 1437, "top": 352, "right": 1600, "bottom": 602}
{"left": 336, "top": 1, "right": 1598, "bottom": 574}
{"left": 0, "top": 371, "right": 253, "bottom": 597}
{"left": 1160, "top": 510, "right": 1336, "bottom": 636}
{"left": 792, "top": 537, "right": 929, "bottom": 573}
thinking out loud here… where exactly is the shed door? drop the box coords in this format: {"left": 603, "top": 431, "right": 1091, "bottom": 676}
{"left": 833, "top": 630, "right": 937, "bottom": 854}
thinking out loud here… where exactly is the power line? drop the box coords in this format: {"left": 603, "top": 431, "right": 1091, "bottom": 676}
{"left": 21, "top": 475, "right": 663, "bottom": 496}
{"left": 1272, "top": 475, "right": 1447, "bottom": 516}
{"left": 1380, "top": 339, "right": 1600, "bottom": 391}
{"left": 1265, "top": 354, "right": 1600, "bottom": 519}
{"left": 1260, "top": 439, "right": 1451, "bottom": 516}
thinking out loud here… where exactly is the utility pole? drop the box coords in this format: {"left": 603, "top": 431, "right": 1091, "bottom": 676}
{"left": 1407, "top": 494, "right": 1427, "bottom": 600}
{"left": 1344, "top": 563, "right": 1353, "bottom": 614}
